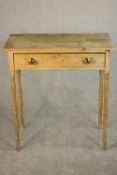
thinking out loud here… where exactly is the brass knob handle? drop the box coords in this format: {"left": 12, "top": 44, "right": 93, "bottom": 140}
{"left": 82, "top": 57, "right": 94, "bottom": 64}
{"left": 28, "top": 58, "right": 38, "bottom": 65}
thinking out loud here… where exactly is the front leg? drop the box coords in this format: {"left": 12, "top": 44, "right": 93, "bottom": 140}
{"left": 102, "top": 51, "right": 110, "bottom": 150}
{"left": 8, "top": 52, "right": 20, "bottom": 151}
{"left": 10, "top": 76, "right": 20, "bottom": 151}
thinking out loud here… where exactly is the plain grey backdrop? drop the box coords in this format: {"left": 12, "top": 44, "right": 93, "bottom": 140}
{"left": 0, "top": 0, "right": 117, "bottom": 175}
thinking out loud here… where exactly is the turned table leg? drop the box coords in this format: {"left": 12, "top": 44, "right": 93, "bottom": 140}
{"left": 16, "top": 70, "right": 24, "bottom": 128}
{"left": 98, "top": 70, "right": 104, "bottom": 129}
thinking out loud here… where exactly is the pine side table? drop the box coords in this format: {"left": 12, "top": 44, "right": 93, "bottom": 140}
{"left": 4, "top": 33, "right": 114, "bottom": 151}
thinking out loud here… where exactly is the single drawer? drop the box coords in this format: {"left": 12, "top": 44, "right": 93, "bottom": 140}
{"left": 14, "top": 53, "right": 105, "bottom": 70}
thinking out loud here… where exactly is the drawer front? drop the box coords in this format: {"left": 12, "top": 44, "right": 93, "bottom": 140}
{"left": 14, "top": 53, "right": 105, "bottom": 70}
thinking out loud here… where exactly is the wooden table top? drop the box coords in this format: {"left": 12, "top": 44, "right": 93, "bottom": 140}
{"left": 4, "top": 33, "right": 114, "bottom": 51}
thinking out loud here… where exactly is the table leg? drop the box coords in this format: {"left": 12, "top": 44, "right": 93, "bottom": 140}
{"left": 16, "top": 70, "right": 24, "bottom": 128}
{"left": 8, "top": 52, "right": 20, "bottom": 151}
{"left": 102, "top": 72, "right": 109, "bottom": 150}
{"left": 98, "top": 70, "right": 104, "bottom": 129}
{"left": 102, "top": 51, "right": 110, "bottom": 150}
{"left": 10, "top": 76, "right": 20, "bottom": 151}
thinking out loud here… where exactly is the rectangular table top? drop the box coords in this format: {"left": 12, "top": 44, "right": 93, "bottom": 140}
{"left": 4, "top": 33, "right": 114, "bottom": 52}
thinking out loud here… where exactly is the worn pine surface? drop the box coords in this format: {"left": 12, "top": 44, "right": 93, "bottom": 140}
{"left": 4, "top": 33, "right": 113, "bottom": 51}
